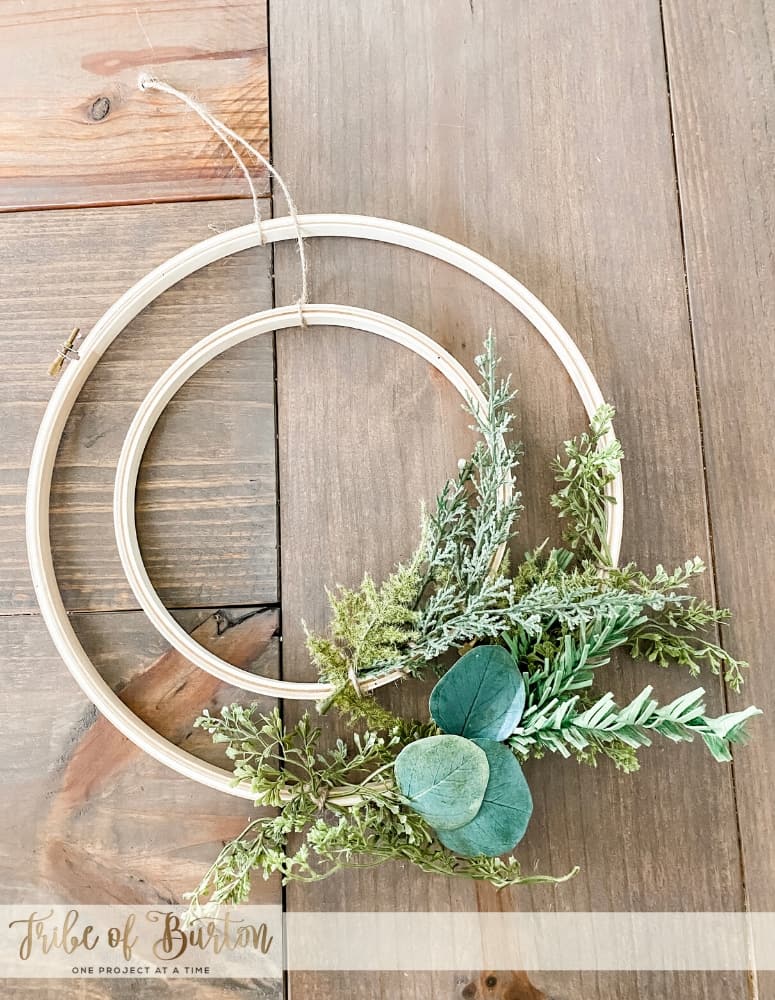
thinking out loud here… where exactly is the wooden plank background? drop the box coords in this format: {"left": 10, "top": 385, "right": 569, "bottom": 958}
{"left": 0, "top": 1, "right": 772, "bottom": 998}
{"left": 0, "top": 0, "right": 269, "bottom": 210}
{"left": 662, "top": 0, "right": 775, "bottom": 993}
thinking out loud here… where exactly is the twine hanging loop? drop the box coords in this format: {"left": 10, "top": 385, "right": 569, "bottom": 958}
{"left": 138, "top": 74, "right": 309, "bottom": 312}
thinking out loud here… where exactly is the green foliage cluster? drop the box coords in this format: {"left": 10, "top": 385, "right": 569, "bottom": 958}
{"left": 306, "top": 335, "right": 531, "bottom": 712}
{"left": 192, "top": 334, "right": 760, "bottom": 905}
{"left": 187, "top": 707, "right": 568, "bottom": 909}
{"left": 550, "top": 402, "right": 623, "bottom": 565}
{"left": 306, "top": 556, "right": 423, "bottom": 728}
{"left": 503, "top": 549, "right": 755, "bottom": 771}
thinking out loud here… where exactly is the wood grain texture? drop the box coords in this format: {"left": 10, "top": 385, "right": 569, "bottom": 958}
{"left": 662, "top": 0, "right": 774, "bottom": 994}
{"left": 0, "top": 0, "right": 269, "bottom": 211}
{"left": 1, "top": 1, "right": 769, "bottom": 996}
{"left": 0, "top": 605, "right": 281, "bottom": 997}
{"left": 0, "top": 199, "right": 277, "bottom": 613}
{"left": 270, "top": 1, "right": 748, "bottom": 997}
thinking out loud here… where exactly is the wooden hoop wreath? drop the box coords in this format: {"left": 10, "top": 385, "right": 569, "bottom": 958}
{"left": 114, "top": 302, "right": 508, "bottom": 699}
{"left": 26, "top": 214, "right": 624, "bottom": 798}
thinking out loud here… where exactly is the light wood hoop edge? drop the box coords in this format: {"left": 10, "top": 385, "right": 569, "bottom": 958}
{"left": 26, "top": 214, "right": 623, "bottom": 799}
{"left": 114, "top": 302, "right": 502, "bottom": 700}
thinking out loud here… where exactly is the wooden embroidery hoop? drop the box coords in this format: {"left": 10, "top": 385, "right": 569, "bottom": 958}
{"left": 27, "top": 214, "right": 624, "bottom": 798}
{"left": 113, "top": 302, "right": 509, "bottom": 699}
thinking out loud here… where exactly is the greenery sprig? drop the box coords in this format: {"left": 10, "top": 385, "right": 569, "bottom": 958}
{"left": 187, "top": 707, "right": 570, "bottom": 908}
{"left": 550, "top": 402, "right": 622, "bottom": 565}
{"left": 507, "top": 630, "right": 758, "bottom": 765}
{"left": 191, "top": 334, "right": 760, "bottom": 906}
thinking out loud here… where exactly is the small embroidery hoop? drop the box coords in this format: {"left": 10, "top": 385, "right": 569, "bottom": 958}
{"left": 114, "top": 302, "right": 510, "bottom": 699}
{"left": 26, "top": 214, "right": 624, "bottom": 798}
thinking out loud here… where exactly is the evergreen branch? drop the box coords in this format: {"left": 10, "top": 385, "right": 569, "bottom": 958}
{"left": 550, "top": 404, "right": 622, "bottom": 565}
{"left": 510, "top": 686, "right": 760, "bottom": 763}
{"left": 412, "top": 332, "right": 523, "bottom": 627}
{"left": 306, "top": 333, "right": 526, "bottom": 712}
{"left": 504, "top": 607, "right": 758, "bottom": 769}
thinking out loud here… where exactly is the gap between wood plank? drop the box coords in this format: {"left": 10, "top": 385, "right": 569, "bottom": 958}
{"left": 263, "top": 4, "right": 293, "bottom": 992}
{"left": 0, "top": 601, "right": 281, "bottom": 619}
{"left": 658, "top": 5, "right": 754, "bottom": 989}
{"left": 1, "top": 192, "right": 273, "bottom": 216}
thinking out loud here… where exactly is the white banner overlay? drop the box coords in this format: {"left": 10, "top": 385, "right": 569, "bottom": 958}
{"left": 3, "top": 908, "right": 775, "bottom": 975}
{"left": 285, "top": 912, "right": 772, "bottom": 971}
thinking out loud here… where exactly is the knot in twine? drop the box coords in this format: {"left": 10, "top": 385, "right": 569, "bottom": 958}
{"left": 138, "top": 73, "right": 308, "bottom": 319}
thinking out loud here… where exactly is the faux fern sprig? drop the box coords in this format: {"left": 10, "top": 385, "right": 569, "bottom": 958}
{"left": 628, "top": 601, "right": 746, "bottom": 692}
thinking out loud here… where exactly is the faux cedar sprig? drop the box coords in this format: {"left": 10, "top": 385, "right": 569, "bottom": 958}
{"left": 307, "top": 334, "right": 529, "bottom": 712}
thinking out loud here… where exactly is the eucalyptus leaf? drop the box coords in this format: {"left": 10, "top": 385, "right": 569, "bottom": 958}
{"left": 394, "top": 734, "right": 489, "bottom": 831}
{"left": 437, "top": 739, "right": 533, "bottom": 857}
{"left": 430, "top": 645, "right": 526, "bottom": 740}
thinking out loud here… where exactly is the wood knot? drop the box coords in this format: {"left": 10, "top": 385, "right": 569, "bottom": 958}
{"left": 89, "top": 96, "right": 111, "bottom": 121}
{"left": 463, "top": 971, "right": 548, "bottom": 1000}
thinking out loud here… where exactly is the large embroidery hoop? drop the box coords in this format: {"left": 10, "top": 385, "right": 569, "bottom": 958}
{"left": 26, "top": 213, "right": 624, "bottom": 798}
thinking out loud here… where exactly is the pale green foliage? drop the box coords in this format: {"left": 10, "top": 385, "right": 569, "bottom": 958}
{"left": 607, "top": 557, "right": 747, "bottom": 690}
{"left": 306, "top": 333, "right": 531, "bottom": 715}
{"left": 301, "top": 812, "right": 572, "bottom": 890}
{"left": 187, "top": 707, "right": 568, "bottom": 908}
{"left": 550, "top": 403, "right": 623, "bottom": 565}
{"left": 306, "top": 557, "right": 423, "bottom": 725}
{"left": 611, "top": 556, "right": 708, "bottom": 593}
{"left": 628, "top": 599, "right": 745, "bottom": 691}
{"left": 314, "top": 561, "right": 423, "bottom": 677}
{"left": 414, "top": 333, "right": 523, "bottom": 646}
{"left": 198, "top": 705, "right": 416, "bottom": 807}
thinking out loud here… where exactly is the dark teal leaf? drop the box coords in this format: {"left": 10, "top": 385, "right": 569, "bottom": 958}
{"left": 394, "top": 734, "right": 489, "bottom": 830}
{"left": 437, "top": 739, "right": 533, "bottom": 857}
{"left": 429, "top": 645, "right": 526, "bottom": 740}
